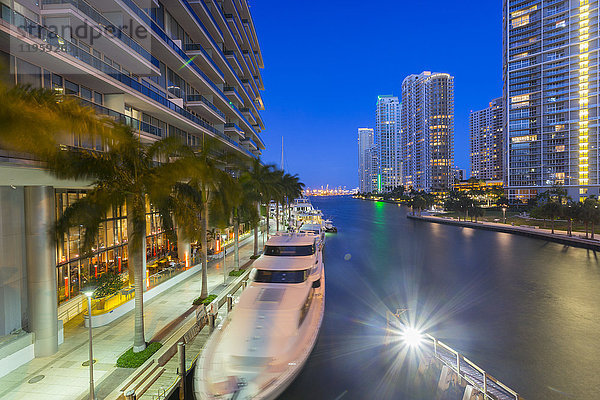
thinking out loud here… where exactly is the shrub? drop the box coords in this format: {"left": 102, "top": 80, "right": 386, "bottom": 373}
{"left": 228, "top": 269, "right": 244, "bottom": 277}
{"left": 116, "top": 342, "right": 162, "bottom": 368}
{"left": 192, "top": 294, "right": 217, "bottom": 306}
{"left": 87, "top": 272, "right": 124, "bottom": 298}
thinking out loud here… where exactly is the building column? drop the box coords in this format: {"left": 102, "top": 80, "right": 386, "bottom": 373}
{"left": 24, "top": 186, "right": 58, "bottom": 357}
{"left": 176, "top": 227, "right": 190, "bottom": 268}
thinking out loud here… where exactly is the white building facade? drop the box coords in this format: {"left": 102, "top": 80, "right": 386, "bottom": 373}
{"left": 0, "top": 0, "right": 266, "bottom": 366}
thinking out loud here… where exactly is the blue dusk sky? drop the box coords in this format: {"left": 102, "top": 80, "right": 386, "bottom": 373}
{"left": 251, "top": 1, "right": 503, "bottom": 189}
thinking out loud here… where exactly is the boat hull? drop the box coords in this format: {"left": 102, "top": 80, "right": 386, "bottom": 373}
{"left": 194, "top": 270, "right": 325, "bottom": 400}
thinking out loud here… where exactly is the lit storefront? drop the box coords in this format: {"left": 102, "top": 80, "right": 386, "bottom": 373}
{"left": 55, "top": 189, "right": 172, "bottom": 304}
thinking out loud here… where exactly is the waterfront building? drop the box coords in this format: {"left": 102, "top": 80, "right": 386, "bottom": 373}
{"left": 357, "top": 128, "right": 377, "bottom": 193}
{"left": 0, "top": 0, "right": 265, "bottom": 367}
{"left": 504, "top": 0, "right": 599, "bottom": 202}
{"left": 400, "top": 71, "right": 455, "bottom": 193}
{"left": 470, "top": 97, "right": 504, "bottom": 181}
{"left": 453, "top": 179, "right": 504, "bottom": 193}
{"left": 375, "top": 95, "right": 402, "bottom": 192}
{"left": 454, "top": 167, "right": 467, "bottom": 182}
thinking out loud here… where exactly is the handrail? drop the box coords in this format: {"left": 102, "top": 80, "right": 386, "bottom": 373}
{"left": 422, "top": 331, "right": 521, "bottom": 400}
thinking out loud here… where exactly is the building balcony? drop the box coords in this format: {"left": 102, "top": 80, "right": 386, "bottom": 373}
{"left": 223, "top": 86, "right": 244, "bottom": 105}
{"left": 223, "top": 50, "right": 243, "bottom": 75}
{"left": 40, "top": 0, "right": 160, "bottom": 75}
{"left": 240, "top": 107, "right": 256, "bottom": 125}
{"left": 182, "top": 43, "right": 225, "bottom": 83}
{"left": 185, "top": 94, "right": 226, "bottom": 123}
{"left": 241, "top": 137, "right": 258, "bottom": 151}
{"left": 224, "top": 122, "right": 245, "bottom": 138}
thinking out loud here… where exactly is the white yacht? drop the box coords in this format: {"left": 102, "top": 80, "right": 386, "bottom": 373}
{"left": 298, "top": 223, "right": 325, "bottom": 244}
{"left": 290, "top": 197, "right": 323, "bottom": 228}
{"left": 194, "top": 232, "right": 325, "bottom": 400}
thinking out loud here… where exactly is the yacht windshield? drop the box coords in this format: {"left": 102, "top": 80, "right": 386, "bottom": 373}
{"left": 254, "top": 269, "right": 309, "bottom": 283}
{"left": 264, "top": 245, "right": 315, "bottom": 256}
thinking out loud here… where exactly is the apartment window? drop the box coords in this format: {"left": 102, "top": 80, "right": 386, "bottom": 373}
{"left": 52, "top": 73, "right": 64, "bottom": 94}
{"left": 16, "top": 58, "right": 41, "bottom": 88}
{"left": 93, "top": 92, "right": 103, "bottom": 105}
{"left": 65, "top": 80, "right": 79, "bottom": 96}
{"left": 80, "top": 86, "right": 92, "bottom": 101}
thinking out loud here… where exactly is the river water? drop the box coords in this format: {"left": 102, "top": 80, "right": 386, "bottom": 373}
{"left": 279, "top": 196, "right": 600, "bottom": 400}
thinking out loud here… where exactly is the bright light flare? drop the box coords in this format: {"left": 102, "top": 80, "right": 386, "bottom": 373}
{"left": 401, "top": 326, "right": 423, "bottom": 348}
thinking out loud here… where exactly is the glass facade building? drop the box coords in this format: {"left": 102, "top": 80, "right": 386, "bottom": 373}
{"left": 470, "top": 97, "right": 505, "bottom": 181}
{"left": 504, "top": 0, "right": 599, "bottom": 201}
{"left": 401, "top": 72, "right": 455, "bottom": 192}
{"left": 375, "top": 96, "right": 402, "bottom": 192}
{"left": 357, "top": 128, "right": 377, "bottom": 193}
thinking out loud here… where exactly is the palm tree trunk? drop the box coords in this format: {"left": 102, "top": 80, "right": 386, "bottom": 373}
{"left": 551, "top": 217, "right": 555, "bottom": 234}
{"left": 234, "top": 208, "right": 240, "bottom": 270}
{"left": 276, "top": 202, "right": 280, "bottom": 232}
{"left": 200, "top": 194, "right": 209, "bottom": 298}
{"left": 592, "top": 221, "right": 595, "bottom": 240}
{"left": 568, "top": 219, "right": 572, "bottom": 236}
{"left": 127, "top": 196, "right": 146, "bottom": 353}
{"left": 585, "top": 221, "right": 589, "bottom": 238}
{"left": 253, "top": 202, "right": 260, "bottom": 256}
{"left": 266, "top": 201, "right": 270, "bottom": 239}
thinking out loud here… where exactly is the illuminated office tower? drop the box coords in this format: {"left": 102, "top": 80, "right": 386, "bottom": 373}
{"left": 504, "top": 0, "right": 599, "bottom": 201}
{"left": 358, "top": 128, "right": 378, "bottom": 193}
{"left": 400, "top": 71, "right": 455, "bottom": 192}
{"left": 375, "top": 95, "right": 402, "bottom": 192}
{"left": 470, "top": 97, "right": 504, "bottom": 180}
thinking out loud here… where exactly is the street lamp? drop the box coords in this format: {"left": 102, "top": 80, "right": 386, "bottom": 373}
{"left": 82, "top": 287, "right": 97, "bottom": 400}
{"left": 502, "top": 207, "right": 507, "bottom": 224}
{"left": 222, "top": 234, "right": 227, "bottom": 285}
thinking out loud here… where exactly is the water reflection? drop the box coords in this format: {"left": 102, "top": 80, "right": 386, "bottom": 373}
{"left": 280, "top": 197, "right": 600, "bottom": 400}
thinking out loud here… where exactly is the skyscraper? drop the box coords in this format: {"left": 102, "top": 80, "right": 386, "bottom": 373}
{"left": 504, "top": 1, "right": 598, "bottom": 202}
{"left": 400, "top": 71, "right": 455, "bottom": 192}
{"left": 375, "top": 95, "right": 402, "bottom": 192}
{"left": 470, "top": 97, "right": 504, "bottom": 181}
{"left": 358, "top": 128, "right": 377, "bottom": 193}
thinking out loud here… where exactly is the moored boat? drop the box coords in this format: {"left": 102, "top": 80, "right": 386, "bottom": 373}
{"left": 194, "top": 232, "right": 325, "bottom": 399}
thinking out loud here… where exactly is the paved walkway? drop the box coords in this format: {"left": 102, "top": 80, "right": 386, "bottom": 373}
{"left": 0, "top": 232, "right": 266, "bottom": 400}
{"left": 410, "top": 214, "right": 600, "bottom": 251}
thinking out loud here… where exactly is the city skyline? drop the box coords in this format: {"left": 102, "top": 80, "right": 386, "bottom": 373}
{"left": 252, "top": 0, "right": 502, "bottom": 188}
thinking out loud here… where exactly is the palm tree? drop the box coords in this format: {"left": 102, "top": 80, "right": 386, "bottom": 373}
{"left": 52, "top": 126, "right": 193, "bottom": 353}
{"left": 581, "top": 196, "right": 600, "bottom": 239}
{"left": 176, "top": 141, "right": 236, "bottom": 298}
{"left": 240, "top": 159, "right": 277, "bottom": 256}
{"left": 0, "top": 82, "right": 111, "bottom": 157}
{"left": 280, "top": 172, "right": 304, "bottom": 229}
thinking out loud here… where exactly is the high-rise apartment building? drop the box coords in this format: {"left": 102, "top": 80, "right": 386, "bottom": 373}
{"left": 0, "top": 0, "right": 265, "bottom": 369}
{"left": 504, "top": 0, "right": 599, "bottom": 201}
{"left": 400, "top": 71, "right": 455, "bottom": 192}
{"left": 470, "top": 97, "right": 504, "bottom": 181}
{"left": 358, "top": 128, "right": 377, "bottom": 193}
{"left": 375, "top": 95, "right": 402, "bottom": 192}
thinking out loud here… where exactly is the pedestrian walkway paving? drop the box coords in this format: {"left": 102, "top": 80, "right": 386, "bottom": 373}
{"left": 0, "top": 233, "right": 266, "bottom": 400}
{"left": 414, "top": 213, "right": 600, "bottom": 250}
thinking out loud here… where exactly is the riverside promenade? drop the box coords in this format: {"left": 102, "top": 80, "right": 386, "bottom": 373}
{"left": 408, "top": 213, "right": 600, "bottom": 251}
{"left": 0, "top": 232, "right": 265, "bottom": 400}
